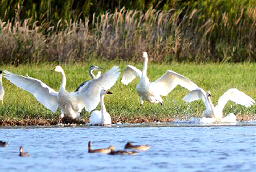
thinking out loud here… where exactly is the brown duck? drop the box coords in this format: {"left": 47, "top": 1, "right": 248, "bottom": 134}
{"left": 88, "top": 141, "right": 115, "bottom": 154}
{"left": 0, "top": 141, "right": 8, "bottom": 147}
{"left": 124, "top": 142, "right": 150, "bottom": 151}
{"left": 108, "top": 149, "right": 138, "bottom": 155}
{"left": 19, "top": 146, "right": 30, "bottom": 157}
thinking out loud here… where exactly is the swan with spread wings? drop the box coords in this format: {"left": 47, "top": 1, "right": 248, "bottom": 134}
{"left": 183, "top": 88, "right": 255, "bottom": 123}
{"left": 121, "top": 52, "right": 199, "bottom": 105}
{"left": 4, "top": 66, "right": 120, "bottom": 119}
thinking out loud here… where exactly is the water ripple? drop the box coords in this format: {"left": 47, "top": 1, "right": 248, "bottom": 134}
{"left": 0, "top": 125, "right": 255, "bottom": 171}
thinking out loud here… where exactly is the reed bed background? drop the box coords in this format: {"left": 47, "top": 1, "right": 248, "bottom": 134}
{"left": 1, "top": 3, "right": 256, "bottom": 64}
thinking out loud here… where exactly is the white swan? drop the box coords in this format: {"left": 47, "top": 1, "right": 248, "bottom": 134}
{"left": 89, "top": 89, "right": 112, "bottom": 125}
{"left": 3, "top": 66, "right": 120, "bottom": 119}
{"left": 74, "top": 66, "right": 120, "bottom": 112}
{"left": 0, "top": 71, "right": 4, "bottom": 104}
{"left": 75, "top": 65, "right": 102, "bottom": 92}
{"left": 183, "top": 88, "right": 255, "bottom": 123}
{"left": 121, "top": 52, "right": 199, "bottom": 105}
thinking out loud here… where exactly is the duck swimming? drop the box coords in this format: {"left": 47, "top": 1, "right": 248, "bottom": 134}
{"left": 108, "top": 149, "right": 138, "bottom": 155}
{"left": 0, "top": 141, "right": 8, "bottom": 147}
{"left": 124, "top": 142, "right": 150, "bottom": 151}
{"left": 19, "top": 146, "right": 30, "bottom": 157}
{"left": 88, "top": 141, "right": 115, "bottom": 154}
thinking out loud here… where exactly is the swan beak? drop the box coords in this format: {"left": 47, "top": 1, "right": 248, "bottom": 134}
{"left": 106, "top": 91, "right": 113, "bottom": 94}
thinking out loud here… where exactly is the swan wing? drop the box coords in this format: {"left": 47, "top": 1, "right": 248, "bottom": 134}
{"left": 75, "top": 80, "right": 90, "bottom": 92}
{"left": 75, "top": 72, "right": 102, "bottom": 92}
{"left": 75, "top": 66, "right": 120, "bottom": 112}
{"left": 217, "top": 88, "right": 255, "bottom": 111}
{"left": 183, "top": 88, "right": 206, "bottom": 103}
{"left": 151, "top": 70, "right": 199, "bottom": 96}
{"left": 3, "top": 70, "right": 59, "bottom": 112}
{"left": 121, "top": 65, "right": 142, "bottom": 85}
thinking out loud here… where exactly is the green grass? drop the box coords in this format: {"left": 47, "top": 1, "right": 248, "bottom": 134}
{"left": 0, "top": 61, "right": 255, "bottom": 123}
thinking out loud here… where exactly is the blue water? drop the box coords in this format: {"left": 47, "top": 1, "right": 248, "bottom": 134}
{"left": 0, "top": 124, "right": 256, "bottom": 172}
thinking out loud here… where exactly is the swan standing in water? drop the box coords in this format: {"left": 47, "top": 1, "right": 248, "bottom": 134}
{"left": 0, "top": 71, "right": 4, "bottom": 104}
{"left": 75, "top": 65, "right": 102, "bottom": 92}
{"left": 89, "top": 89, "right": 112, "bottom": 125}
{"left": 183, "top": 88, "right": 255, "bottom": 123}
{"left": 4, "top": 66, "right": 120, "bottom": 119}
{"left": 121, "top": 52, "right": 199, "bottom": 105}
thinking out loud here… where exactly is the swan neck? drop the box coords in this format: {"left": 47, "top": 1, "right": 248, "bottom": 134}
{"left": 207, "top": 97, "right": 216, "bottom": 115}
{"left": 142, "top": 56, "right": 148, "bottom": 76}
{"left": 100, "top": 94, "right": 106, "bottom": 122}
{"left": 0, "top": 75, "right": 2, "bottom": 84}
{"left": 214, "top": 104, "right": 224, "bottom": 119}
{"left": 89, "top": 69, "right": 95, "bottom": 79}
{"left": 60, "top": 70, "right": 66, "bottom": 90}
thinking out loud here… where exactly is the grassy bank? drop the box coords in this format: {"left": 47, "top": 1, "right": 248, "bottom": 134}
{"left": 0, "top": 61, "right": 255, "bottom": 125}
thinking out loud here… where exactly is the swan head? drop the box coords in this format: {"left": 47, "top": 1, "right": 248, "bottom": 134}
{"left": 143, "top": 52, "right": 148, "bottom": 59}
{"left": 100, "top": 89, "right": 113, "bottom": 96}
{"left": 54, "top": 65, "right": 64, "bottom": 73}
{"left": 90, "top": 65, "right": 102, "bottom": 71}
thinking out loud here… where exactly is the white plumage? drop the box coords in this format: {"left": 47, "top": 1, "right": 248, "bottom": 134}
{"left": 0, "top": 71, "right": 4, "bottom": 104}
{"left": 89, "top": 89, "right": 112, "bottom": 125}
{"left": 75, "top": 66, "right": 120, "bottom": 112}
{"left": 4, "top": 65, "right": 120, "bottom": 119}
{"left": 121, "top": 52, "right": 199, "bottom": 105}
{"left": 75, "top": 65, "right": 102, "bottom": 92}
{"left": 183, "top": 88, "right": 255, "bottom": 123}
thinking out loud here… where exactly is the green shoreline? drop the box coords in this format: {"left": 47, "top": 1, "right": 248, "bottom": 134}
{"left": 0, "top": 62, "right": 255, "bottom": 126}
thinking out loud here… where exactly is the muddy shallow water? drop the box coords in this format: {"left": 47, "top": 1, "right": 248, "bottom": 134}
{"left": 0, "top": 122, "right": 256, "bottom": 172}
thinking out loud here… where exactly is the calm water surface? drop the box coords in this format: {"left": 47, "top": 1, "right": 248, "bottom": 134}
{"left": 0, "top": 123, "right": 256, "bottom": 172}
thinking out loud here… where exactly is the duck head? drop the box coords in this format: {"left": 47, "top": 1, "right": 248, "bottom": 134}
{"left": 19, "top": 146, "right": 24, "bottom": 152}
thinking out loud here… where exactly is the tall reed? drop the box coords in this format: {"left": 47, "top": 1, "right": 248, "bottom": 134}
{"left": 0, "top": 7, "right": 256, "bottom": 64}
